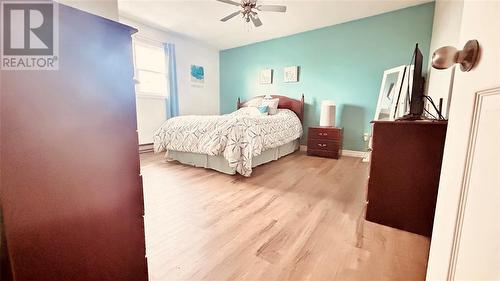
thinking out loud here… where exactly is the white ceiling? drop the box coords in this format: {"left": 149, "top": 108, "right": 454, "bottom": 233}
{"left": 118, "top": 0, "right": 432, "bottom": 50}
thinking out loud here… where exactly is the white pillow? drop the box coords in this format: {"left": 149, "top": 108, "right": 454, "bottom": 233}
{"left": 261, "top": 98, "right": 279, "bottom": 115}
{"left": 245, "top": 97, "right": 263, "bottom": 107}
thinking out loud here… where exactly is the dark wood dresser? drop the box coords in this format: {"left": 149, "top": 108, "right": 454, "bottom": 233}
{"left": 1, "top": 5, "right": 147, "bottom": 281}
{"left": 307, "top": 126, "right": 343, "bottom": 159}
{"left": 366, "top": 120, "right": 447, "bottom": 237}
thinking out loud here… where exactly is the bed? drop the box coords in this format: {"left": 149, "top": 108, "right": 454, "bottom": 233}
{"left": 153, "top": 95, "right": 304, "bottom": 176}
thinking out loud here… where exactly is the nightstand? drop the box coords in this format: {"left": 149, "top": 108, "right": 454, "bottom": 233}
{"left": 307, "top": 126, "right": 343, "bottom": 159}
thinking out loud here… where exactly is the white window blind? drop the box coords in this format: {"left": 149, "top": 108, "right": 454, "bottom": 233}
{"left": 132, "top": 38, "right": 168, "bottom": 97}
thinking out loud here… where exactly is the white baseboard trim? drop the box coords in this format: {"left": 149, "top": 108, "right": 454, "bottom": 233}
{"left": 300, "top": 145, "right": 368, "bottom": 159}
{"left": 342, "top": 150, "right": 368, "bottom": 158}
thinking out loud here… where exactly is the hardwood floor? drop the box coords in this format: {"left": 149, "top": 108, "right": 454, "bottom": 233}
{"left": 140, "top": 151, "right": 430, "bottom": 281}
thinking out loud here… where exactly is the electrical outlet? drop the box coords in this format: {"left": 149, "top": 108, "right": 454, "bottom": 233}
{"left": 363, "top": 133, "right": 370, "bottom": 142}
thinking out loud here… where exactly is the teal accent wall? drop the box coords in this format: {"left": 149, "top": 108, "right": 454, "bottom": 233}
{"left": 220, "top": 3, "right": 435, "bottom": 151}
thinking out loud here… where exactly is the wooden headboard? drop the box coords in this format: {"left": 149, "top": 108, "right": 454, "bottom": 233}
{"left": 237, "top": 94, "right": 305, "bottom": 122}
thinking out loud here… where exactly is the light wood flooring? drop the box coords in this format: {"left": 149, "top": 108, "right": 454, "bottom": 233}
{"left": 140, "top": 151, "right": 430, "bottom": 281}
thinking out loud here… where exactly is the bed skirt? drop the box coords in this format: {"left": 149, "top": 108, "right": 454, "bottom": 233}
{"left": 165, "top": 139, "right": 299, "bottom": 175}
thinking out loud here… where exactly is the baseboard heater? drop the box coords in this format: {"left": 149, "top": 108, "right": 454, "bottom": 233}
{"left": 139, "top": 143, "right": 154, "bottom": 153}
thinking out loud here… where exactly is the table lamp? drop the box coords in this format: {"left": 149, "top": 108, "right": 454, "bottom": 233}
{"left": 320, "top": 100, "right": 336, "bottom": 127}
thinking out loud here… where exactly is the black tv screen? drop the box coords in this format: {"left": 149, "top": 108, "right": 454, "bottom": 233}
{"left": 409, "top": 44, "right": 424, "bottom": 116}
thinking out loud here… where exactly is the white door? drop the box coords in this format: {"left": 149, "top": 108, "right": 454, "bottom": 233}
{"left": 426, "top": 1, "right": 500, "bottom": 280}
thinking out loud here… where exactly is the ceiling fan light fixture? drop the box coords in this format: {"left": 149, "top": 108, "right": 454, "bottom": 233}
{"left": 217, "top": 0, "right": 286, "bottom": 27}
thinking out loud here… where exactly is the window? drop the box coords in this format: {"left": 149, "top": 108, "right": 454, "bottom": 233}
{"left": 132, "top": 38, "right": 168, "bottom": 97}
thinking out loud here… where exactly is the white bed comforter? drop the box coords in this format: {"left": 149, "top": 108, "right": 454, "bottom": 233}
{"left": 153, "top": 108, "right": 303, "bottom": 176}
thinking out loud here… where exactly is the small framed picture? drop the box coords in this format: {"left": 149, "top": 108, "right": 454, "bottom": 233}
{"left": 284, "top": 66, "right": 299, "bottom": 82}
{"left": 374, "top": 65, "right": 407, "bottom": 121}
{"left": 260, "top": 69, "right": 273, "bottom": 84}
{"left": 190, "top": 65, "right": 204, "bottom": 84}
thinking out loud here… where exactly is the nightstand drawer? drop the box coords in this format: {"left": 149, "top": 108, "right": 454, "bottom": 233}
{"left": 308, "top": 127, "right": 341, "bottom": 140}
{"left": 307, "top": 139, "right": 340, "bottom": 151}
{"left": 307, "top": 149, "right": 340, "bottom": 159}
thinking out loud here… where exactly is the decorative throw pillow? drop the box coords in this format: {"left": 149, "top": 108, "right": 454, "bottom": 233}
{"left": 257, "top": 105, "right": 269, "bottom": 115}
{"left": 261, "top": 98, "right": 279, "bottom": 115}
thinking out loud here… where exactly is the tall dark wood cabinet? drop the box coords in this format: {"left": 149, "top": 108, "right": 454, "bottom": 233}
{"left": 1, "top": 4, "right": 148, "bottom": 281}
{"left": 366, "top": 121, "right": 447, "bottom": 237}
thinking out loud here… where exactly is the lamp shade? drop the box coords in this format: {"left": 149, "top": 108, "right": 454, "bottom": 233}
{"left": 319, "top": 100, "right": 336, "bottom": 127}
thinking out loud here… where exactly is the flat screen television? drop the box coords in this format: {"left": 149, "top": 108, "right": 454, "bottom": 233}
{"left": 400, "top": 43, "right": 425, "bottom": 120}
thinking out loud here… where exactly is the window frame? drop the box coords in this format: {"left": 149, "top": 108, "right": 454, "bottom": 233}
{"left": 132, "top": 36, "right": 169, "bottom": 98}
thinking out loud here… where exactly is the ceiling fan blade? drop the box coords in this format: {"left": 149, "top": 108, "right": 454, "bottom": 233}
{"left": 257, "top": 5, "right": 287, "bottom": 12}
{"left": 250, "top": 14, "right": 263, "bottom": 27}
{"left": 220, "top": 11, "right": 241, "bottom": 22}
{"left": 216, "top": 0, "right": 241, "bottom": 6}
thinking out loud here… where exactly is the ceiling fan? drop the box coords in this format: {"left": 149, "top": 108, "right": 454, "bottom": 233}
{"left": 217, "top": 0, "right": 287, "bottom": 27}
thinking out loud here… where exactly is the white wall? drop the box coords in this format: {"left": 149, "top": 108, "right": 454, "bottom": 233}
{"left": 425, "top": 0, "right": 464, "bottom": 118}
{"left": 56, "top": 0, "right": 119, "bottom": 21}
{"left": 135, "top": 95, "right": 167, "bottom": 145}
{"left": 120, "top": 17, "right": 220, "bottom": 116}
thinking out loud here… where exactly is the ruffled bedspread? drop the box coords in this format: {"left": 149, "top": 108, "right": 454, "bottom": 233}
{"left": 153, "top": 108, "right": 302, "bottom": 176}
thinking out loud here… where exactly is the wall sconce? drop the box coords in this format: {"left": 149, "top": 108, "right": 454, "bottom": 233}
{"left": 431, "top": 40, "right": 480, "bottom": 72}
